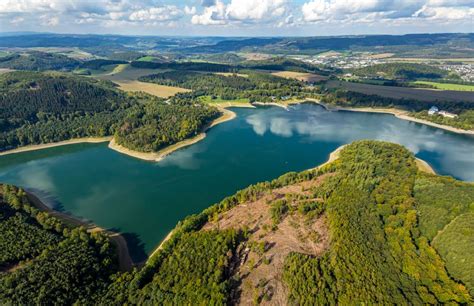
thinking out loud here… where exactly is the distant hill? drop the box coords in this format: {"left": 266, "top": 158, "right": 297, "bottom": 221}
{"left": 0, "top": 51, "right": 80, "bottom": 71}
{"left": 0, "top": 33, "right": 471, "bottom": 57}
{"left": 350, "top": 63, "right": 448, "bottom": 80}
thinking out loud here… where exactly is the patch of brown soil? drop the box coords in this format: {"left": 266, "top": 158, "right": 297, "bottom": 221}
{"left": 203, "top": 174, "right": 332, "bottom": 305}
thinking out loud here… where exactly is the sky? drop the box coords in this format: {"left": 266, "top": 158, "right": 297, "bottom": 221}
{"left": 0, "top": 0, "right": 472, "bottom": 36}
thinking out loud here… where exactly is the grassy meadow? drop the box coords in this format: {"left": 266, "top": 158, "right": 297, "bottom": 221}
{"left": 413, "top": 81, "right": 474, "bottom": 92}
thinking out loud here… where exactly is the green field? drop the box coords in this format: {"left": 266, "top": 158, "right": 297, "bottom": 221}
{"left": 199, "top": 95, "right": 251, "bottom": 105}
{"left": 413, "top": 81, "right": 474, "bottom": 91}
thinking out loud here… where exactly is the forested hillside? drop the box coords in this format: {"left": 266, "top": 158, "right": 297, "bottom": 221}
{"left": 0, "top": 141, "right": 472, "bottom": 304}
{"left": 0, "top": 52, "right": 79, "bottom": 71}
{"left": 0, "top": 71, "right": 221, "bottom": 153}
{"left": 350, "top": 63, "right": 447, "bottom": 80}
{"left": 139, "top": 71, "right": 309, "bottom": 102}
{"left": 114, "top": 99, "right": 220, "bottom": 152}
{"left": 0, "top": 185, "right": 118, "bottom": 304}
{"left": 0, "top": 71, "right": 131, "bottom": 150}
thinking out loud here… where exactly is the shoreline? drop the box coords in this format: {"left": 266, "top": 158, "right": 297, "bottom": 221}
{"left": 0, "top": 137, "right": 113, "bottom": 156}
{"left": 300, "top": 99, "right": 474, "bottom": 136}
{"left": 2, "top": 98, "right": 471, "bottom": 159}
{"left": 336, "top": 107, "right": 474, "bottom": 135}
{"left": 0, "top": 108, "right": 237, "bottom": 162}
{"left": 146, "top": 229, "right": 175, "bottom": 263}
{"left": 146, "top": 143, "right": 436, "bottom": 265}
{"left": 251, "top": 98, "right": 474, "bottom": 135}
{"left": 108, "top": 108, "right": 236, "bottom": 161}
{"left": 20, "top": 190, "right": 134, "bottom": 272}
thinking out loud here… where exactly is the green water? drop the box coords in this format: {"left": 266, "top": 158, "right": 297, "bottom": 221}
{"left": 1, "top": 104, "right": 473, "bottom": 261}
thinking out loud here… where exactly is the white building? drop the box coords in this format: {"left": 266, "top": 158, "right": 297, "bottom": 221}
{"left": 428, "top": 106, "right": 439, "bottom": 115}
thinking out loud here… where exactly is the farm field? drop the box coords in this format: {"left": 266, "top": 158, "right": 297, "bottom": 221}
{"left": 95, "top": 64, "right": 162, "bottom": 81}
{"left": 271, "top": 70, "right": 327, "bottom": 82}
{"left": 413, "top": 81, "right": 474, "bottom": 92}
{"left": 326, "top": 80, "right": 474, "bottom": 102}
{"left": 95, "top": 64, "right": 188, "bottom": 97}
{"left": 115, "top": 80, "right": 190, "bottom": 98}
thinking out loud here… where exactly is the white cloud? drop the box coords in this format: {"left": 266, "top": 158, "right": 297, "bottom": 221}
{"left": 10, "top": 16, "right": 25, "bottom": 25}
{"left": 226, "top": 0, "right": 287, "bottom": 21}
{"left": 191, "top": 0, "right": 227, "bottom": 25}
{"left": 0, "top": 0, "right": 471, "bottom": 34}
{"left": 184, "top": 6, "right": 196, "bottom": 15}
{"left": 40, "top": 14, "right": 59, "bottom": 26}
{"left": 301, "top": 0, "right": 473, "bottom": 23}
{"left": 415, "top": 5, "right": 474, "bottom": 20}
{"left": 192, "top": 0, "right": 289, "bottom": 25}
{"left": 129, "top": 6, "right": 182, "bottom": 22}
{"left": 0, "top": 0, "right": 185, "bottom": 28}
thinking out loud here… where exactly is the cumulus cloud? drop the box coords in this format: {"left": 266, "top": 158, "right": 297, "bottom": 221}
{"left": 301, "top": 0, "right": 473, "bottom": 23}
{"left": 191, "top": 0, "right": 289, "bottom": 25}
{"left": 0, "top": 0, "right": 185, "bottom": 28}
{"left": 0, "top": 0, "right": 471, "bottom": 34}
{"left": 184, "top": 6, "right": 196, "bottom": 15}
{"left": 129, "top": 6, "right": 182, "bottom": 22}
{"left": 39, "top": 15, "right": 59, "bottom": 26}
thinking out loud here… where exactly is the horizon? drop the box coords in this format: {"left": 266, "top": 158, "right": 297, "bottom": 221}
{"left": 0, "top": 31, "right": 472, "bottom": 39}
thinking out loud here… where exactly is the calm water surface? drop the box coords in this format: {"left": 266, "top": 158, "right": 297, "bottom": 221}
{"left": 1, "top": 104, "right": 473, "bottom": 261}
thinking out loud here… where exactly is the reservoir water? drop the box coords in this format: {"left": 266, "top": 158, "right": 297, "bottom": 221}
{"left": 1, "top": 104, "right": 473, "bottom": 261}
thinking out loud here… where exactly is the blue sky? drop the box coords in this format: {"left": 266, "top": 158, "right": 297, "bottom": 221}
{"left": 0, "top": 0, "right": 472, "bottom": 36}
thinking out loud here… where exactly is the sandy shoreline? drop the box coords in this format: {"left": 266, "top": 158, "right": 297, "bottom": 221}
{"left": 0, "top": 108, "right": 237, "bottom": 162}
{"left": 0, "top": 137, "right": 113, "bottom": 156}
{"left": 108, "top": 108, "right": 236, "bottom": 161}
{"left": 252, "top": 101, "right": 289, "bottom": 110}
{"left": 251, "top": 97, "right": 473, "bottom": 136}
{"left": 2, "top": 97, "right": 470, "bottom": 159}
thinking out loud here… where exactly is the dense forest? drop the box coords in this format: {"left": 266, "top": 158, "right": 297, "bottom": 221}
{"left": 139, "top": 70, "right": 312, "bottom": 102}
{"left": 131, "top": 58, "right": 327, "bottom": 74}
{"left": 282, "top": 141, "right": 471, "bottom": 304}
{"left": 131, "top": 61, "right": 235, "bottom": 72}
{"left": 0, "top": 71, "right": 130, "bottom": 150}
{"left": 0, "top": 141, "right": 472, "bottom": 304}
{"left": 0, "top": 185, "right": 118, "bottom": 304}
{"left": 0, "top": 71, "right": 221, "bottom": 153}
{"left": 0, "top": 51, "right": 79, "bottom": 71}
{"left": 114, "top": 100, "right": 220, "bottom": 152}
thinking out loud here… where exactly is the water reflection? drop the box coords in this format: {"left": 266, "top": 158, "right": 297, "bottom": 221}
{"left": 245, "top": 104, "right": 474, "bottom": 181}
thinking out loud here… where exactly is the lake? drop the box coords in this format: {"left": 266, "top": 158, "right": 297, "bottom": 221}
{"left": 1, "top": 103, "right": 473, "bottom": 261}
